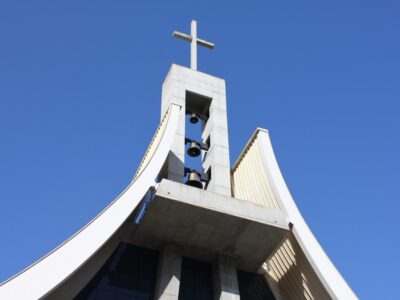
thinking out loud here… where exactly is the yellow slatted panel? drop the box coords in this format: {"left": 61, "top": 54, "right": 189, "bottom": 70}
{"left": 231, "top": 132, "right": 280, "bottom": 209}
{"left": 265, "top": 233, "right": 331, "bottom": 300}
{"left": 133, "top": 105, "right": 172, "bottom": 179}
{"left": 233, "top": 129, "right": 333, "bottom": 299}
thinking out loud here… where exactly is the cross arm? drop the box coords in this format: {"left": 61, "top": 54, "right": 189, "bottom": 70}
{"left": 173, "top": 31, "right": 192, "bottom": 42}
{"left": 197, "top": 38, "right": 214, "bottom": 49}
{"left": 173, "top": 31, "right": 215, "bottom": 49}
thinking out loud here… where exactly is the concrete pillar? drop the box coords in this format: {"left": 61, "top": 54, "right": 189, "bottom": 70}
{"left": 154, "top": 244, "right": 183, "bottom": 300}
{"left": 161, "top": 65, "right": 186, "bottom": 184}
{"left": 202, "top": 102, "right": 231, "bottom": 196}
{"left": 213, "top": 256, "right": 240, "bottom": 300}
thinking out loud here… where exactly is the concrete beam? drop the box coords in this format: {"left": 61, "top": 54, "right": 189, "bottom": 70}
{"left": 154, "top": 244, "right": 183, "bottom": 300}
{"left": 213, "top": 256, "right": 240, "bottom": 300}
{"left": 133, "top": 179, "right": 289, "bottom": 272}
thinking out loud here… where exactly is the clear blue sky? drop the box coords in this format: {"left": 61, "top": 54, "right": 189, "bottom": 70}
{"left": 0, "top": 1, "right": 399, "bottom": 299}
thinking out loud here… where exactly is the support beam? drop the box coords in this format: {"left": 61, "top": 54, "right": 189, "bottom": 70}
{"left": 213, "top": 256, "right": 240, "bottom": 300}
{"left": 154, "top": 244, "right": 183, "bottom": 300}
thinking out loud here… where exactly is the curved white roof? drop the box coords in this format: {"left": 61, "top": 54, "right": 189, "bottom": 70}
{"left": 231, "top": 128, "right": 358, "bottom": 300}
{"left": 0, "top": 106, "right": 357, "bottom": 300}
{"left": 0, "top": 104, "right": 181, "bottom": 300}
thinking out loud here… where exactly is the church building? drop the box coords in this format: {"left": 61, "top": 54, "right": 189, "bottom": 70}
{"left": 0, "top": 21, "right": 357, "bottom": 300}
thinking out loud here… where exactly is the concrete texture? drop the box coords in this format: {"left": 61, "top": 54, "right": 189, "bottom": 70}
{"left": 132, "top": 179, "right": 289, "bottom": 272}
{"left": 213, "top": 256, "right": 240, "bottom": 300}
{"left": 160, "top": 64, "right": 231, "bottom": 196}
{"left": 154, "top": 244, "right": 182, "bottom": 300}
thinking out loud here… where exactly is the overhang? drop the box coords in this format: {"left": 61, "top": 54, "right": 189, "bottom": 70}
{"left": 132, "top": 179, "right": 289, "bottom": 272}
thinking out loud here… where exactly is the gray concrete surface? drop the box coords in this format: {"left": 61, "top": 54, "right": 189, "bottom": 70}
{"left": 132, "top": 179, "right": 289, "bottom": 272}
{"left": 213, "top": 256, "right": 240, "bottom": 300}
{"left": 160, "top": 64, "right": 231, "bottom": 196}
{"left": 154, "top": 244, "right": 182, "bottom": 300}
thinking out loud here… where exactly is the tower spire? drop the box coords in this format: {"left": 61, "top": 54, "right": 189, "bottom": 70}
{"left": 173, "top": 20, "right": 214, "bottom": 70}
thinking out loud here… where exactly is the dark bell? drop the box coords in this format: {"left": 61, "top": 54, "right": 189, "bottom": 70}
{"left": 185, "top": 171, "right": 203, "bottom": 189}
{"left": 187, "top": 141, "right": 201, "bottom": 157}
{"left": 189, "top": 113, "right": 199, "bottom": 124}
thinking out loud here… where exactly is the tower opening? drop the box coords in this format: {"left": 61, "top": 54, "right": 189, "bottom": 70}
{"left": 184, "top": 91, "right": 212, "bottom": 189}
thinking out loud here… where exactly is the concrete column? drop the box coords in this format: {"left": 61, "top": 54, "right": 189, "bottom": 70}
{"left": 213, "top": 256, "right": 240, "bottom": 300}
{"left": 154, "top": 244, "right": 183, "bottom": 300}
{"left": 161, "top": 65, "right": 186, "bottom": 184}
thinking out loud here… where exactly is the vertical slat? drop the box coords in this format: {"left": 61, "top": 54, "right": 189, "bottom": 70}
{"left": 231, "top": 132, "right": 280, "bottom": 209}
{"left": 265, "top": 233, "right": 331, "bottom": 300}
{"left": 134, "top": 105, "right": 172, "bottom": 179}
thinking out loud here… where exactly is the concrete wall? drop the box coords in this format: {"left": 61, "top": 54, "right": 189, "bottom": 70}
{"left": 161, "top": 64, "right": 231, "bottom": 196}
{"left": 154, "top": 244, "right": 183, "bottom": 300}
{"left": 213, "top": 256, "right": 240, "bottom": 300}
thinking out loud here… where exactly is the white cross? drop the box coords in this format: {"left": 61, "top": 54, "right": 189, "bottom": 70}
{"left": 173, "top": 20, "right": 214, "bottom": 71}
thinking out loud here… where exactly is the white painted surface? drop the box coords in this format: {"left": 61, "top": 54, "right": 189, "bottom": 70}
{"left": 0, "top": 104, "right": 181, "bottom": 300}
{"left": 191, "top": 20, "right": 197, "bottom": 70}
{"left": 172, "top": 20, "right": 214, "bottom": 71}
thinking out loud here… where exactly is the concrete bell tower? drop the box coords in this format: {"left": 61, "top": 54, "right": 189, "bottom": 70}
{"left": 160, "top": 20, "right": 231, "bottom": 197}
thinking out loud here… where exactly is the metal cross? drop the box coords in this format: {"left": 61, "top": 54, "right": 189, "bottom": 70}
{"left": 173, "top": 20, "right": 214, "bottom": 70}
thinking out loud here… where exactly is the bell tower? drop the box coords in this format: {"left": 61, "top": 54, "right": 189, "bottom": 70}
{"left": 160, "top": 21, "right": 231, "bottom": 196}
{"left": 0, "top": 19, "right": 357, "bottom": 300}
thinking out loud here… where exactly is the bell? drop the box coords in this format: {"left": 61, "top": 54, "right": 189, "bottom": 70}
{"left": 187, "top": 141, "right": 201, "bottom": 157}
{"left": 189, "top": 113, "right": 199, "bottom": 124}
{"left": 185, "top": 171, "right": 203, "bottom": 189}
